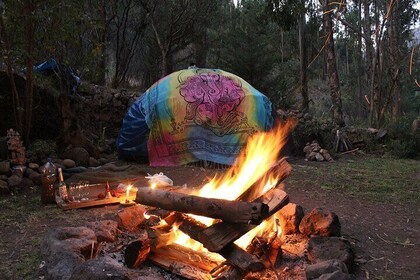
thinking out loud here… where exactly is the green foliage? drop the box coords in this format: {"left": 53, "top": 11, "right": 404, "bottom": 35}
{"left": 27, "top": 140, "right": 57, "bottom": 163}
{"left": 291, "top": 117, "right": 336, "bottom": 154}
{"left": 388, "top": 117, "right": 420, "bottom": 159}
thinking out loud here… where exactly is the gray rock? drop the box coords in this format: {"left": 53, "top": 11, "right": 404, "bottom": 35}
{"left": 98, "top": 158, "right": 109, "bottom": 165}
{"left": 275, "top": 203, "right": 304, "bottom": 235}
{"left": 28, "top": 162, "right": 39, "bottom": 170}
{"left": 89, "top": 157, "right": 100, "bottom": 167}
{"left": 307, "top": 236, "right": 354, "bottom": 273}
{"left": 69, "top": 256, "right": 130, "bottom": 280}
{"left": 64, "top": 166, "right": 88, "bottom": 174}
{"left": 40, "top": 226, "right": 97, "bottom": 280}
{"left": 7, "top": 175, "right": 22, "bottom": 190}
{"left": 315, "top": 270, "right": 353, "bottom": 280}
{"left": 63, "top": 159, "right": 77, "bottom": 169}
{"left": 62, "top": 147, "right": 90, "bottom": 166}
{"left": 306, "top": 259, "right": 348, "bottom": 279}
{"left": 0, "top": 161, "right": 10, "bottom": 174}
{"left": 299, "top": 208, "right": 341, "bottom": 237}
{"left": 86, "top": 220, "right": 118, "bottom": 242}
{"left": 26, "top": 168, "right": 42, "bottom": 185}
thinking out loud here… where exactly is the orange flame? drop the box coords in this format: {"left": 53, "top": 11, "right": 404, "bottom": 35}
{"left": 171, "top": 119, "right": 295, "bottom": 251}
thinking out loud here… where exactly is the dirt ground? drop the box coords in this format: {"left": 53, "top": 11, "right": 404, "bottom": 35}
{"left": 0, "top": 154, "right": 419, "bottom": 280}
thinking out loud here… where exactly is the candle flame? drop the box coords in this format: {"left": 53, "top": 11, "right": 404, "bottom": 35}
{"left": 126, "top": 184, "right": 132, "bottom": 200}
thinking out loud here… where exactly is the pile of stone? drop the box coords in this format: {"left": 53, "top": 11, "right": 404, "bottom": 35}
{"left": 304, "top": 140, "right": 334, "bottom": 162}
{"left": 39, "top": 202, "right": 355, "bottom": 280}
{"left": 0, "top": 145, "right": 114, "bottom": 196}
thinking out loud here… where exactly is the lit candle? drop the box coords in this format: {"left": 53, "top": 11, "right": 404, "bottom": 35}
{"left": 126, "top": 185, "right": 132, "bottom": 202}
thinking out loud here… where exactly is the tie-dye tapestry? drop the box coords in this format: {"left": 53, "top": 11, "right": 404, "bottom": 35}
{"left": 117, "top": 68, "right": 274, "bottom": 166}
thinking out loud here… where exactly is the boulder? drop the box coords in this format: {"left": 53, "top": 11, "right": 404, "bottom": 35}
{"left": 307, "top": 236, "right": 354, "bottom": 273}
{"left": 116, "top": 205, "right": 147, "bottom": 232}
{"left": 63, "top": 159, "right": 76, "bottom": 169}
{"left": 299, "top": 208, "right": 341, "bottom": 237}
{"left": 25, "top": 168, "right": 42, "bottom": 185}
{"left": 62, "top": 147, "right": 90, "bottom": 167}
{"left": 28, "top": 162, "right": 39, "bottom": 170}
{"left": 306, "top": 259, "right": 348, "bottom": 279}
{"left": 275, "top": 203, "right": 304, "bottom": 235}
{"left": 7, "top": 175, "right": 22, "bottom": 191}
{"left": 315, "top": 270, "right": 353, "bottom": 280}
{"left": 89, "top": 157, "right": 100, "bottom": 168}
{"left": 69, "top": 256, "right": 130, "bottom": 280}
{"left": 86, "top": 220, "right": 118, "bottom": 242}
{"left": 40, "top": 226, "right": 97, "bottom": 280}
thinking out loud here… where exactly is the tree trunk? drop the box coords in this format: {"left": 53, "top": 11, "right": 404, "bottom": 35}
{"left": 363, "top": 0, "right": 373, "bottom": 116}
{"left": 23, "top": 0, "right": 36, "bottom": 144}
{"left": 298, "top": 2, "right": 309, "bottom": 113}
{"left": 357, "top": 0, "right": 364, "bottom": 119}
{"left": 389, "top": 2, "right": 401, "bottom": 122}
{"left": 320, "top": 0, "right": 345, "bottom": 127}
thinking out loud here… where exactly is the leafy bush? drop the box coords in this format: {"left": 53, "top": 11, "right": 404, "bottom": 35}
{"left": 290, "top": 116, "right": 336, "bottom": 155}
{"left": 388, "top": 117, "right": 420, "bottom": 159}
{"left": 27, "top": 140, "right": 57, "bottom": 163}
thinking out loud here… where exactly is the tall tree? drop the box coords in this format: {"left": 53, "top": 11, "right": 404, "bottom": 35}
{"left": 320, "top": 0, "right": 345, "bottom": 127}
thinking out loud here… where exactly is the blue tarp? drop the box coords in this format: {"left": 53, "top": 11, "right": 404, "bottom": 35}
{"left": 34, "top": 59, "right": 80, "bottom": 94}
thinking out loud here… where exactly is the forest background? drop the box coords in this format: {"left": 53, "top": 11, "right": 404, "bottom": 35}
{"left": 0, "top": 0, "right": 419, "bottom": 158}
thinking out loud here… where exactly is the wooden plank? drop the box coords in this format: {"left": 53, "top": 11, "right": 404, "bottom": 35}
{"left": 58, "top": 184, "right": 137, "bottom": 210}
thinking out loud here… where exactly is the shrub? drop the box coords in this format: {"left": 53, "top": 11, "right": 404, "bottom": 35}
{"left": 27, "top": 140, "right": 57, "bottom": 163}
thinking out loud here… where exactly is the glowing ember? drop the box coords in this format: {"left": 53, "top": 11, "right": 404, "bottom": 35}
{"left": 170, "top": 120, "right": 295, "bottom": 252}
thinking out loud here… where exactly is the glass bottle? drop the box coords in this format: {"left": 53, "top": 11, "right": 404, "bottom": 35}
{"left": 56, "top": 168, "right": 69, "bottom": 204}
{"left": 40, "top": 158, "right": 57, "bottom": 204}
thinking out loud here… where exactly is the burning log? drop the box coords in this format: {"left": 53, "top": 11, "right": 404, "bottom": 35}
{"left": 135, "top": 188, "right": 269, "bottom": 224}
{"left": 124, "top": 234, "right": 150, "bottom": 268}
{"left": 237, "top": 158, "right": 292, "bottom": 202}
{"left": 149, "top": 240, "right": 221, "bottom": 280}
{"left": 165, "top": 213, "right": 265, "bottom": 273}
{"left": 198, "top": 188, "right": 289, "bottom": 252}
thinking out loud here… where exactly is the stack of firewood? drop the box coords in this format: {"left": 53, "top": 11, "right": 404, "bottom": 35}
{"left": 303, "top": 140, "right": 334, "bottom": 162}
{"left": 124, "top": 159, "right": 292, "bottom": 279}
{"left": 6, "top": 129, "right": 26, "bottom": 165}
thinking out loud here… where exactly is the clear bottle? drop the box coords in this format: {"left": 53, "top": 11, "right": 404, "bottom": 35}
{"left": 40, "top": 158, "right": 57, "bottom": 204}
{"left": 55, "top": 168, "right": 69, "bottom": 204}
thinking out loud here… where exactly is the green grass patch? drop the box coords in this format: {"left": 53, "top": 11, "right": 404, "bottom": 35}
{"left": 288, "top": 155, "right": 419, "bottom": 203}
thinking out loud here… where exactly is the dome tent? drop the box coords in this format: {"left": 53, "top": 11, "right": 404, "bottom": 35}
{"left": 116, "top": 68, "right": 274, "bottom": 166}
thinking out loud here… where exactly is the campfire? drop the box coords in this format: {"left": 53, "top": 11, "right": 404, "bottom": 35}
{"left": 40, "top": 120, "right": 355, "bottom": 280}
{"left": 127, "top": 120, "right": 295, "bottom": 279}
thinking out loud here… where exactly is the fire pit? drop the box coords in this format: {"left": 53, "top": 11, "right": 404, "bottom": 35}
{"left": 39, "top": 121, "right": 355, "bottom": 279}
